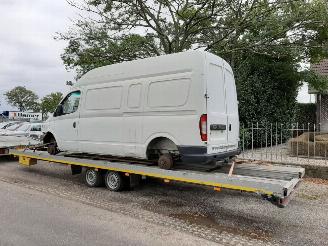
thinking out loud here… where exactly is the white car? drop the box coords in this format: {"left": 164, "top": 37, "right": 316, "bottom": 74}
{"left": 0, "top": 122, "right": 42, "bottom": 139}
{"left": 0, "top": 121, "right": 19, "bottom": 130}
{"left": 43, "top": 51, "right": 240, "bottom": 169}
{"left": 0, "top": 122, "right": 26, "bottom": 135}
{"left": 1, "top": 123, "right": 30, "bottom": 136}
{"left": 28, "top": 123, "right": 43, "bottom": 140}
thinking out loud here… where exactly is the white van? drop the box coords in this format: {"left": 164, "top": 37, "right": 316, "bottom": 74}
{"left": 43, "top": 51, "right": 240, "bottom": 169}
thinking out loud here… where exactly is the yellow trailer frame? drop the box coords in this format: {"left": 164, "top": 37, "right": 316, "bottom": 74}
{"left": 10, "top": 149, "right": 305, "bottom": 207}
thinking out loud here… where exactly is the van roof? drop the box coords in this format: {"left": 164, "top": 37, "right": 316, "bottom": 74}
{"left": 75, "top": 50, "right": 232, "bottom": 87}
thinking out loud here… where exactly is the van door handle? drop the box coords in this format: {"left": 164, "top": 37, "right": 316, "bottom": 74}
{"left": 229, "top": 124, "right": 232, "bottom": 131}
{"left": 73, "top": 122, "right": 76, "bottom": 128}
{"left": 210, "top": 124, "right": 226, "bottom": 130}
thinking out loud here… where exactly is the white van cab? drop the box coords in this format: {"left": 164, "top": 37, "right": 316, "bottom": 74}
{"left": 43, "top": 51, "right": 240, "bottom": 169}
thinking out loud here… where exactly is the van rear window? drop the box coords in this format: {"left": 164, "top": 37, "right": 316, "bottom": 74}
{"left": 85, "top": 86, "right": 123, "bottom": 110}
{"left": 148, "top": 79, "right": 190, "bottom": 108}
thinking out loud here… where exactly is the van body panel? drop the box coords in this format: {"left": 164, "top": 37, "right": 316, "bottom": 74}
{"left": 52, "top": 113, "right": 79, "bottom": 151}
{"left": 50, "top": 91, "right": 81, "bottom": 152}
{"left": 225, "top": 69, "right": 240, "bottom": 150}
{"left": 206, "top": 61, "right": 228, "bottom": 154}
{"left": 45, "top": 51, "right": 239, "bottom": 163}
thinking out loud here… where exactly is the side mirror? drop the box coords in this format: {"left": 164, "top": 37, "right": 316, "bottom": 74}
{"left": 54, "top": 105, "right": 63, "bottom": 117}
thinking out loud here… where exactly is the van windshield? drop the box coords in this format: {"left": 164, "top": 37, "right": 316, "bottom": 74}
{"left": 62, "top": 91, "right": 81, "bottom": 115}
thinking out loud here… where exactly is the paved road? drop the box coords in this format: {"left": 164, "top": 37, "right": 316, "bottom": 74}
{"left": 0, "top": 178, "right": 216, "bottom": 246}
{"left": 0, "top": 157, "right": 327, "bottom": 245}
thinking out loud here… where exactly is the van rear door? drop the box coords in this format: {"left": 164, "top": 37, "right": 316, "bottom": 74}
{"left": 206, "top": 62, "right": 228, "bottom": 154}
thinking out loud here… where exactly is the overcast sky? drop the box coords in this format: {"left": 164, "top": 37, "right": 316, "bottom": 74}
{"left": 0, "top": 0, "right": 313, "bottom": 112}
{"left": 0, "top": 0, "right": 78, "bottom": 111}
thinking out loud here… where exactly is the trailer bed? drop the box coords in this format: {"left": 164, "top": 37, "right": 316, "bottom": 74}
{"left": 9, "top": 149, "right": 305, "bottom": 207}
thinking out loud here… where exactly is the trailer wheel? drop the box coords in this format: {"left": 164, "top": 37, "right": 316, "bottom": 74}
{"left": 104, "top": 171, "right": 125, "bottom": 191}
{"left": 85, "top": 168, "right": 103, "bottom": 187}
{"left": 158, "top": 153, "right": 174, "bottom": 169}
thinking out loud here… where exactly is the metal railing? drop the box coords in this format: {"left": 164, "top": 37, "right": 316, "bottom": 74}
{"left": 239, "top": 122, "right": 328, "bottom": 165}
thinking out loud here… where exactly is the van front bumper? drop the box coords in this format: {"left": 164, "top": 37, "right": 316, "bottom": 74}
{"left": 177, "top": 146, "right": 241, "bottom": 164}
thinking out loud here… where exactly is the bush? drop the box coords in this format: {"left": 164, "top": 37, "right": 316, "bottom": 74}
{"left": 235, "top": 54, "right": 300, "bottom": 126}
{"left": 294, "top": 103, "right": 316, "bottom": 125}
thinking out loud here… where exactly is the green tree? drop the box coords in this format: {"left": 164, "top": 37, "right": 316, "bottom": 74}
{"left": 4, "top": 86, "right": 39, "bottom": 112}
{"left": 58, "top": 0, "right": 328, "bottom": 123}
{"left": 41, "top": 92, "right": 63, "bottom": 119}
{"left": 59, "top": 0, "right": 328, "bottom": 77}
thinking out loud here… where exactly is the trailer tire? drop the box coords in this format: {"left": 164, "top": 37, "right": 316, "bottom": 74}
{"left": 158, "top": 153, "right": 174, "bottom": 169}
{"left": 85, "top": 168, "right": 103, "bottom": 187}
{"left": 104, "top": 171, "right": 125, "bottom": 191}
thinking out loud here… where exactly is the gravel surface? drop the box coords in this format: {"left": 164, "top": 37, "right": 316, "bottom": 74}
{"left": 0, "top": 157, "right": 327, "bottom": 245}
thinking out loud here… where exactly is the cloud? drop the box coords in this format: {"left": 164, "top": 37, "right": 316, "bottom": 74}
{"left": 0, "top": 0, "right": 78, "bottom": 110}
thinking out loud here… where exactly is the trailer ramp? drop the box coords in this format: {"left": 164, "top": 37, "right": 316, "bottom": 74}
{"left": 9, "top": 149, "right": 304, "bottom": 207}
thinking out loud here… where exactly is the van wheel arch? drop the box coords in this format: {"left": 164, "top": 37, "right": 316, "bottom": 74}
{"left": 146, "top": 137, "right": 179, "bottom": 160}
{"left": 43, "top": 132, "right": 55, "bottom": 144}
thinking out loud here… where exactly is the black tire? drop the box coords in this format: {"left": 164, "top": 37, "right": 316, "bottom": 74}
{"left": 85, "top": 168, "right": 104, "bottom": 187}
{"left": 158, "top": 153, "right": 174, "bottom": 169}
{"left": 47, "top": 137, "right": 58, "bottom": 155}
{"left": 104, "top": 171, "right": 125, "bottom": 191}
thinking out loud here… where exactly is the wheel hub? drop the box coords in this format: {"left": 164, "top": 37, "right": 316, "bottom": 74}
{"left": 107, "top": 174, "right": 119, "bottom": 189}
{"left": 86, "top": 170, "right": 96, "bottom": 185}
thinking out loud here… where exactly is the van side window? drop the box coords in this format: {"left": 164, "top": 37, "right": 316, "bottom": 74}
{"left": 62, "top": 91, "right": 81, "bottom": 115}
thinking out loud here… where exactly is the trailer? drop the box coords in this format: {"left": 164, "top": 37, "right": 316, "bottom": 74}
{"left": 9, "top": 149, "right": 305, "bottom": 207}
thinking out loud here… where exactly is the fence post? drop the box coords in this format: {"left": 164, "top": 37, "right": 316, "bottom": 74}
{"left": 275, "top": 122, "right": 278, "bottom": 160}
{"left": 260, "top": 123, "right": 263, "bottom": 160}
{"left": 290, "top": 123, "right": 294, "bottom": 157}
{"left": 270, "top": 123, "right": 273, "bottom": 161}
{"left": 251, "top": 123, "right": 254, "bottom": 159}
{"left": 325, "top": 141, "right": 327, "bottom": 165}
{"left": 314, "top": 123, "right": 316, "bottom": 159}
{"left": 308, "top": 123, "right": 310, "bottom": 162}
{"left": 296, "top": 122, "right": 299, "bottom": 161}
{"left": 265, "top": 124, "right": 268, "bottom": 159}
{"left": 256, "top": 122, "right": 259, "bottom": 156}
{"left": 281, "top": 123, "right": 283, "bottom": 162}
{"left": 242, "top": 124, "right": 245, "bottom": 159}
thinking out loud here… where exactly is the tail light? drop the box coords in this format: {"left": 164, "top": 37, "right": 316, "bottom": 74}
{"left": 199, "top": 114, "right": 207, "bottom": 141}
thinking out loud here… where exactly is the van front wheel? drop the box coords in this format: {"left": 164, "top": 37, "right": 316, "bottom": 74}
{"left": 158, "top": 154, "right": 174, "bottom": 170}
{"left": 47, "top": 137, "right": 58, "bottom": 155}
